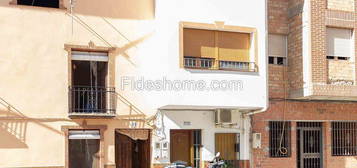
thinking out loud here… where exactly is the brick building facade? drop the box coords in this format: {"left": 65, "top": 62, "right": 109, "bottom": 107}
{"left": 252, "top": 0, "right": 357, "bottom": 168}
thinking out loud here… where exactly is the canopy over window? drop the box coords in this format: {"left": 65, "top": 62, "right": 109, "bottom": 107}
{"left": 69, "top": 130, "right": 100, "bottom": 139}
{"left": 116, "top": 129, "right": 149, "bottom": 140}
{"left": 72, "top": 51, "right": 109, "bottom": 62}
{"left": 327, "top": 28, "right": 352, "bottom": 57}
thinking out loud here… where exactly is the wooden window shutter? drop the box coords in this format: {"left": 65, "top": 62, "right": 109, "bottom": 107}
{"left": 268, "top": 34, "right": 287, "bottom": 57}
{"left": 218, "top": 31, "right": 250, "bottom": 62}
{"left": 327, "top": 28, "right": 352, "bottom": 57}
{"left": 183, "top": 28, "right": 215, "bottom": 58}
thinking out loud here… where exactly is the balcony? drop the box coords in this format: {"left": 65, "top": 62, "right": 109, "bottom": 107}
{"left": 184, "top": 57, "right": 257, "bottom": 72}
{"left": 69, "top": 86, "right": 116, "bottom": 117}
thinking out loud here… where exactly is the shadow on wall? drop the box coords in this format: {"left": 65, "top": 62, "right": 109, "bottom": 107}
{"left": 0, "top": 97, "right": 71, "bottom": 149}
{"left": 0, "top": 110, "right": 28, "bottom": 148}
{"left": 73, "top": 0, "right": 155, "bottom": 20}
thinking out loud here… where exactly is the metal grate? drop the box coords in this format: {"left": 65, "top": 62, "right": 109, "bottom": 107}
{"left": 269, "top": 121, "right": 291, "bottom": 157}
{"left": 297, "top": 122, "right": 322, "bottom": 168}
{"left": 193, "top": 130, "right": 201, "bottom": 168}
{"left": 297, "top": 122, "right": 322, "bottom": 128}
{"left": 184, "top": 57, "right": 214, "bottom": 69}
{"left": 332, "top": 122, "right": 357, "bottom": 156}
{"left": 219, "top": 60, "right": 256, "bottom": 71}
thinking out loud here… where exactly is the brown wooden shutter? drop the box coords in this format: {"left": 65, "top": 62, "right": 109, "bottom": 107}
{"left": 183, "top": 28, "right": 215, "bottom": 58}
{"left": 217, "top": 31, "right": 250, "bottom": 62}
{"left": 215, "top": 133, "right": 236, "bottom": 161}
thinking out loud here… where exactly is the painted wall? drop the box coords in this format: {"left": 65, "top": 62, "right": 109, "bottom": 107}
{"left": 152, "top": 110, "right": 250, "bottom": 164}
{"left": 0, "top": 0, "right": 266, "bottom": 167}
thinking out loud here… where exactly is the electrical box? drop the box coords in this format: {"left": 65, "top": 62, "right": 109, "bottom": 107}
{"left": 253, "top": 133, "right": 262, "bottom": 149}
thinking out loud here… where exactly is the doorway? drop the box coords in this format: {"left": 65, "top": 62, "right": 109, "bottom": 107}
{"left": 68, "top": 130, "right": 100, "bottom": 168}
{"left": 170, "top": 130, "right": 201, "bottom": 168}
{"left": 115, "top": 129, "right": 151, "bottom": 168}
{"left": 297, "top": 122, "right": 323, "bottom": 168}
{"left": 215, "top": 133, "right": 240, "bottom": 168}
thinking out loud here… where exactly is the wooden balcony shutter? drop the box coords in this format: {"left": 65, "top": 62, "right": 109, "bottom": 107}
{"left": 218, "top": 31, "right": 250, "bottom": 62}
{"left": 183, "top": 28, "right": 215, "bottom": 58}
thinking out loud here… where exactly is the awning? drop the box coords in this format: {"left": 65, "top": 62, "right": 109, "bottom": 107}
{"left": 116, "top": 129, "right": 149, "bottom": 140}
{"left": 69, "top": 130, "right": 100, "bottom": 139}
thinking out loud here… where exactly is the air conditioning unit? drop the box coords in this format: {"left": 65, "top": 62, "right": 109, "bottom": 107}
{"left": 215, "top": 109, "right": 240, "bottom": 124}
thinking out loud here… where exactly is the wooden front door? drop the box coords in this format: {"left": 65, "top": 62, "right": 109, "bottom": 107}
{"left": 115, "top": 129, "right": 151, "bottom": 168}
{"left": 170, "top": 130, "right": 192, "bottom": 165}
{"left": 116, "top": 132, "right": 133, "bottom": 168}
{"left": 215, "top": 133, "right": 237, "bottom": 160}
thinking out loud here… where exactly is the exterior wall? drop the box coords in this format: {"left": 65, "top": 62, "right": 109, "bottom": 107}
{"left": 268, "top": 0, "right": 289, "bottom": 35}
{"left": 288, "top": 0, "right": 304, "bottom": 97}
{"left": 289, "top": 0, "right": 357, "bottom": 100}
{"left": 252, "top": 100, "right": 357, "bottom": 168}
{"left": 252, "top": 0, "right": 357, "bottom": 168}
{"left": 327, "top": 59, "right": 355, "bottom": 84}
{"left": 153, "top": 110, "right": 250, "bottom": 167}
{"left": 327, "top": 0, "right": 355, "bottom": 11}
{"left": 0, "top": 0, "right": 267, "bottom": 168}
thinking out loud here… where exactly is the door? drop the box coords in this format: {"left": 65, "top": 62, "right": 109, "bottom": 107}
{"left": 115, "top": 129, "right": 151, "bottom": 168}
{"left": 170, "top": 130, "right": 192, "bottom": 165}
{"left": 215, "top": 133, "right": 239, "bottom": 168}
{"left": 297, "top": 122, "right": 322, "bottom": 168}
{"left": 116, "top": 132, "right": 133, "bottom": 168}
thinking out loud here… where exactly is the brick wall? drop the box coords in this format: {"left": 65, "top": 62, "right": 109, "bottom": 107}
{"left": 253, "top": 0, "right": 357, "bottom": 167}
{"left": 287, "top": 0, "right": 304, "bottom": 96}
{"left": 327, "top": 59, "right": 354, "bottom": 84}
{"left": 269, "top": 65, "right": 288, "bottom": 99}
{"left": 327, "top": 0, "right": 355, "bottom": 11}
{"left": 311, "top": 0, "right": 328, "bottom": 85}
{"left": 268, "top": 0, "right": 289, "bottom": 34}
{"left": 252, "top": 100, "right": 357, "bottom": 168}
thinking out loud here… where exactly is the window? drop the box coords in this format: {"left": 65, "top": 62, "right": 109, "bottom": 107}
{"left": 183, "top": 28, "right": 255, "bottom": 71}
{"left": 268, "top": 34, "right": 287, "bottom": 66}
{"left": 326, "top": 28, "right": 352, "bottom": 60}
{"left": 269, "top": 121, "right": 291, "bottom": 157}
{"left": 332, "top": 122, "right": 357, "bottom": 156}
{"left": 69, "top": 130, "right": 100, "bottom": 168}
{"left": 17, "top": 0, "right": 59, "bottom": 8}
{"left": 69, "top": 51, "right": 116, "bottom": 116}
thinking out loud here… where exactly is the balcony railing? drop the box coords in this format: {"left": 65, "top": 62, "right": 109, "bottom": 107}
{"left": 184, "top": 57, "right": 257, "bottom": 72}
{"left": 69, "top": 86, "right": 116, "bottom": 117}
{"left": 184, "top": 57, "right": 214, "bottom": 69}
{"left": 219, "top": 60, "right": 256, "bottom": 72}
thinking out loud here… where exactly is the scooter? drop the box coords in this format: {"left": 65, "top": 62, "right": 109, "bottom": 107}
{"left": 208, "top": 152, "right": 225, "bottom": 168}
{"left": 165, "top": 160, "right": 192, "bottom": 168}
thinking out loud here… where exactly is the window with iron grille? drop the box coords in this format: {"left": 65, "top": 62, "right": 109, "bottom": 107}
{"left": 193, "top": 130, "right": 201, "bottom": 168}
{"left": 332, "top": 122, "right": 357, "bottom": 156}
{"left": 269, "top": 121, "right": 291, "bottom": 157}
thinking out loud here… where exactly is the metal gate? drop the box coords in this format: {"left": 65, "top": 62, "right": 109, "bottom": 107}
{"left": 297, "top": 122, "right": 323, "bottom": 168}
